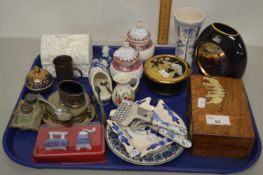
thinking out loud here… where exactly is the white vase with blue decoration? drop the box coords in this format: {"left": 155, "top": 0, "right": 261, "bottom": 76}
{"left": 173, "top": 7, "right": 205, "bottom": 67}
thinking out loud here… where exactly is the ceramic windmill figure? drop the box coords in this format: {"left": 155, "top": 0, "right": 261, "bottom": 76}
{"left": 76, "top": 128, "right": 96, "bottom": 150}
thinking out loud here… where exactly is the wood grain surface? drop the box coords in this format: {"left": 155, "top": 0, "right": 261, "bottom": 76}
{"left": 190, "top": 75, "right": 255, "bottom": 158}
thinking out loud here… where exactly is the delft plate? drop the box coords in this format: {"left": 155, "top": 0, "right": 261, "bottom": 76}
{"left": 105, "top": 97, "right": 186, "bottom": 165}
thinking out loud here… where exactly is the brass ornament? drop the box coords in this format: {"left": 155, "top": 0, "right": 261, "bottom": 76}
{"left": 25, "top": 66, "right": 53, "bottom": 91}
{"left": 203, "top": 77, "right": 225, "bottom": 105}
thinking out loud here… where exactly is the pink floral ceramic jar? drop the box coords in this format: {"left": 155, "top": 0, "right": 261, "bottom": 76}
{"left": 110, "top": 42, "right": 143, "bottom": 79}
{"left": 127, "top": 21, "right": 155, "bottom": 62}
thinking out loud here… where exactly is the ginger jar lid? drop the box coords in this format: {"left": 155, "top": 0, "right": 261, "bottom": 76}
{"left": 25, "top": 66, "right": 53, "bottom": 91}
{"left": 127, "top": 21, "right": 151, "bottom": 43}
{"left": 113, "top": 42, "right": 139, "bottom": 61}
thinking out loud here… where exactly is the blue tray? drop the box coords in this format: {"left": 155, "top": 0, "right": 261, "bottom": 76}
{"left": 2, "top": 46, "right": 262, "bottom": 173}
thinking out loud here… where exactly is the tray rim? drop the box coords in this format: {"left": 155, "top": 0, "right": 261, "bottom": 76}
{"left": 2, "top": 46, "right": 262, "bottom": 174}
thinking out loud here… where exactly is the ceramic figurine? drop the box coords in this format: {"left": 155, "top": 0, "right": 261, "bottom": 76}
{"left": 194, "top": 23, "right": 247, "bottom": 78}
{"left": 127, "top": 21, "right": 154, "bottom": 62}
{"left": 44, "top": 131, "right": 68, "bottom": 150}
{"left": 111, "top": 73, "right": 140, "bottom": 106}
{"left": 89, "top": 58, "right": 113, "bottom": 105}
{"left": 101, "top": 45, "right": 112, "bottom": 68}
{"left": 109, "top": 42, "right": 143, "bottom": 79}
{"left": 76, "top": 128, "right": 96, "bottom": 150}
{"left": 25, "top": 66, "right": 53, "bottom": 92}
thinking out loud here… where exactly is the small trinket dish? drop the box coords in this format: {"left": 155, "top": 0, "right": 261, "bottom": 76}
{"left": 33, "top": 123, "right": 105, "bottom": 163}
{"left": 25, "top": 66, "right": 53, "bottom": 92}
{"left": 127, "top": 21, "right": 154, "bottom": 62}
{"left": 144, "top": 54, "right": 191, "bottom": 95}
{"left": 110, "top": 42, "right": 143, "bottom": 79}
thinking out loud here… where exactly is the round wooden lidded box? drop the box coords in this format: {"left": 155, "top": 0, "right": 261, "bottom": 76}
{"left": 144, "top": 54, "right": 191, "bottom": 95}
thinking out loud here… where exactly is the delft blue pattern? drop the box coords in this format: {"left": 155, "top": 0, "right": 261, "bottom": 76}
{"left": 152, "top": 111, "right": 171, "bottom": 127}
{"left": 91, "top": 58, "right": 107, "bottom": 70}
{"left": 146, "top": 139, "right": 172, "bottom": 151}
{"left": 102, "top": 54, "right": 112, "bottom": 66}
{"left": 145, "top": 127, "right": 164, "bottom": 138}
{"left": 77, "top": 137, "right": 89, "bottom": 144}
{"left": 154, "top": 154, "right": 162, "bottom": 161}
{"left": 177, "top": 40, "right": 185, "bottom": 47}
{"left": 165, "top": 130, "right": 176, "bottom": 139}
{"left": 162, "top": 103, "right": 180, "bottom": 124}
{"left": 102, "top": 46, "right": 113, "bottom": 65}
{"left": 135, "top": 99, "right": 146, "bottom": 105}
{"left": 107, "top": 126, "right": 183, "bottom": 165}
{"left": 182, "top": 28, "right": 196, "bottom": 38}
{"left": 111, "top": 122, "right": 130, "bottom": 146}
{"left": 162, "top": 150, "right": 172, "bottom": 158}
{"left": 44, "top": 139, "right": 68, "bottom": 150}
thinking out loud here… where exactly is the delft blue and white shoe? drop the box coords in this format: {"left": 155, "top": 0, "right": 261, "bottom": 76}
{"left": 89, "top": 58, "right": 112, "bottom": 105}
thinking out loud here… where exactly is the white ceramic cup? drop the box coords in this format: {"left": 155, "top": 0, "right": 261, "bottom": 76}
{"left": 174, "top": 7, "right": 205, "bottom": 67}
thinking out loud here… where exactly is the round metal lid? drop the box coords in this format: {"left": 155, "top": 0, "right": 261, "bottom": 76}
{"left": 144, "top": 55, "right": 190, "bottom": 84}
{"left": 20, "top": 102, "right": 33, "bottom": 114}
{"left": 25, "top": 93, "right": 37, "bottom": 103}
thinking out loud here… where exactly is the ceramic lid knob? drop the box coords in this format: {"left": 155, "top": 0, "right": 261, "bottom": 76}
{"left": 113, "top": 42, "right": 137, "bottom": 61}
{"left": 127, "top": 21, "right": 151, "bottom": 42}
{"left": 123, "top": 41, "right": 129, "bottom": 48}
{"left": 136, "top": 20, "right": 143, "bottom": 28}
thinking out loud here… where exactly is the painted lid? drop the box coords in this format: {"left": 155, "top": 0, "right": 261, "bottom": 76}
{"left": 25, "top": 66, "right": 53, "bottom": 91}
{"left": 113, "top": 42, "right": 138, "bottom": 61}
{"left": 127, "top": 21, "right": 151, "bottom": 43}
{"left": 144, "top": 55, "right": 190, "bottom": 84}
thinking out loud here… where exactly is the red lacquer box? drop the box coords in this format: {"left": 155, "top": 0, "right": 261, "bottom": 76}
{"left": 32, "top": 122, "right": 105, "bottom": 163}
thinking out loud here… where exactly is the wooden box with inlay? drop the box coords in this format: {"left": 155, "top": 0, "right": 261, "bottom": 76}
{"left": 189, "top": 75, "right": 255, "bottom": 158}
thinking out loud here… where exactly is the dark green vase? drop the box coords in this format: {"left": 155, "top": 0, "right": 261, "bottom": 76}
{"left": 194, "top": 23, "right": 247, "bottom": 78}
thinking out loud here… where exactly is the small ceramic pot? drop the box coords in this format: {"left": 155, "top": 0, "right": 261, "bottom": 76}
{"left": 25, "top": 66, "right": 53, "bottom": 92}
{"left": 127, "top": 21, "right": 154, "bottom": 62}
{"left": 194, "top": 23, "right": 247, "bottom": 78}
{"left": 112, "top": 73, "right": 140, "bottom": 106}
{"left": 144, "top": 54, "right": 190, "bottom": 95}
{"left": 110, "top": 42, "right": 143, "bottom": 79}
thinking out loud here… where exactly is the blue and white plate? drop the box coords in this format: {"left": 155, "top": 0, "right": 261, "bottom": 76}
{"left": 105, "top": 97, "right": 186, "bottom": 165}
